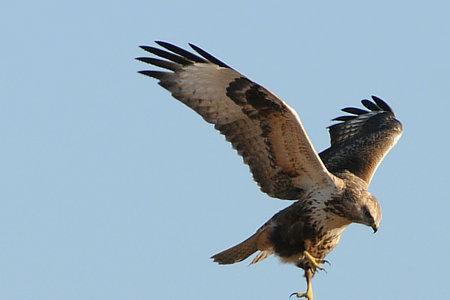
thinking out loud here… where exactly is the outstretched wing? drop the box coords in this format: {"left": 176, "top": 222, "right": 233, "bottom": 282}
{"left": 319, "top": 96, "right": 403, "bottom": 185}
{"left": 137, "top": 41, "right": 342, "bottom": 200}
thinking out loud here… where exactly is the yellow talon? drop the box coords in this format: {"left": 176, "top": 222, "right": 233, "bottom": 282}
{"left": 303, "top": 251, "right": 328, "bottom": 271}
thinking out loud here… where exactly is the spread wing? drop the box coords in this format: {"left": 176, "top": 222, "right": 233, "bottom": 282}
{"left": 137, "top": 41, "right": 342, "bottom": 200}
{"left": 319, "top": 96, "right": 403, "bottom": 185}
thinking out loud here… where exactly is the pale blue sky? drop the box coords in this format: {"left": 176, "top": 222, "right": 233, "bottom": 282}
{"left": 1, "top": 1, "right": 449, "bottom": 299}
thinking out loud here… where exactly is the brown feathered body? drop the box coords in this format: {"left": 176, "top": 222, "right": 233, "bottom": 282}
{"left": 211, "top": 171, "right": 380, "bottom": 270}
{"left": 137, "top": 41, "right": 403, "bottom": 294}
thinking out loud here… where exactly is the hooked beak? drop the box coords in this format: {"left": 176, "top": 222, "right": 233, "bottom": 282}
{"left": 372, "top": 224, "right": 378, "bottom": 233}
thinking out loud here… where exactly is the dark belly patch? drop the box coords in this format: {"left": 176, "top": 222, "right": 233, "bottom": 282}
{"left": 269, "top": 222, "right": 314, "bottom": 258}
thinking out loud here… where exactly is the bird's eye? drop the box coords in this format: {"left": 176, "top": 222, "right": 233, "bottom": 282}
{"left": 364, "top": 209, "right": 372, "bottom": 219}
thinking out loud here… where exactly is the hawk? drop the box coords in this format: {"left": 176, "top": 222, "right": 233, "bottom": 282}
{"left": 136, "top": 41, "right": 403, "bottom": 300}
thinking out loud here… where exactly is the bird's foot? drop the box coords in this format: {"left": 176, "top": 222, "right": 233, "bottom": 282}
{"left": 289, "top": 289, "right": 313, "bottom": 300}
{"left": 303, "top": 251, "right": 329, "bottom": 272}
{"left": 290, "top": 268, "right": 315, "bottom": 300}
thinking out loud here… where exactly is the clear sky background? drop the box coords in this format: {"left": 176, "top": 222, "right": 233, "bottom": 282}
{"left": 1, "top": 1, "right": 449, "bottom": 299}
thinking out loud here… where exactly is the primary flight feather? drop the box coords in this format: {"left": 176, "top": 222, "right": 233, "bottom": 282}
{"left": 137, "top": 41, "right": 403, "bottom": 300}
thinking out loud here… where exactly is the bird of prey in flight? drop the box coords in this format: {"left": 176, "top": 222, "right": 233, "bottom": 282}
{"left": 136, "top": 41, "right": 403, "bottom": 300}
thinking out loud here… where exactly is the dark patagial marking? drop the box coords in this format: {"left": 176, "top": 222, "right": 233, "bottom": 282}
{"left": 226, "top": 77, "right": 285, "bottom": 114}
{"left": 225, "top": 77, "right": 251, "bottom": 105}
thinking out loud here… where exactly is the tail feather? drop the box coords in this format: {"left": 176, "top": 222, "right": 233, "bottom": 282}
{"left": 211, "top": 234, "right": 258, "bottom": 265}
{"left": 250, "top": 250, "right": 271, "bottom": 265}
{"left": 211, "top": 229, "right": 272, "bottom": 265}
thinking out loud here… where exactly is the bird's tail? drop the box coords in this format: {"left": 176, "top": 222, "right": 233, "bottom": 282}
{"left": 211, "top": 229, "right": 272, "bottom": 265}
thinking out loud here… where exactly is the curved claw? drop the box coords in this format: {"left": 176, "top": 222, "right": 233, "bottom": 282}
{"left": 315, "top": 259, "right": 330, "bottom": 273}
{"left": 289, "top": 291, "right": 312, "bottom": 300}
{"left": 289, "top": 292, "right": 305, "bottom": 299}
{"left": 303, "top": 251, "right": 330, "bottom": 272}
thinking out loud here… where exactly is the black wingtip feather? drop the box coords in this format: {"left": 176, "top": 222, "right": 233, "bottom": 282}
{"left": 138, "top": 70, "right": 167, "bottom": 80}
{"left": 136, "top": 57, "right": 179, "bottom": 71}
{"left": 140, "top": 42, "right": 230, "bottom": 68}
{"left": 361, "top": 99, "right": 381, "bottom": 111}
{"left": 135, "top": 57, "right": 150, "bottom": 63}
{"left": 189, "top": 43, "right": 231, "bottom": 68}
{"left": 331, "top": 96, "right": 395, "bottom": 126}
{"left": 332, "top": 115, "right": 357, "bottom": 122}
{"left": 139, "top": 45, "right": 191, "bottom": 66}
{"left": 341, "top": 107, "right": 369, "bottom": 115}
{"left": 371, "top": 96, "right": 393, "bottom": 112}
{"left": 155, "top": 41, "right": 206, "bottom": 63}
{"left": 139, "top": 45, "right": 153, "bottom": 52}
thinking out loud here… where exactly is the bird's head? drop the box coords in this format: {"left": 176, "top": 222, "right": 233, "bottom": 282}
{"left": 336, "top": 173, "right": 383, "bottom": 233}
{"left": 353, "top": 191, "right": 382, "bottom": 233}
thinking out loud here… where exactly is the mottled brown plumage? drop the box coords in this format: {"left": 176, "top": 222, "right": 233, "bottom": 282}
{"left": 137, "top": 41, "right": 403, "bottom": 299}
